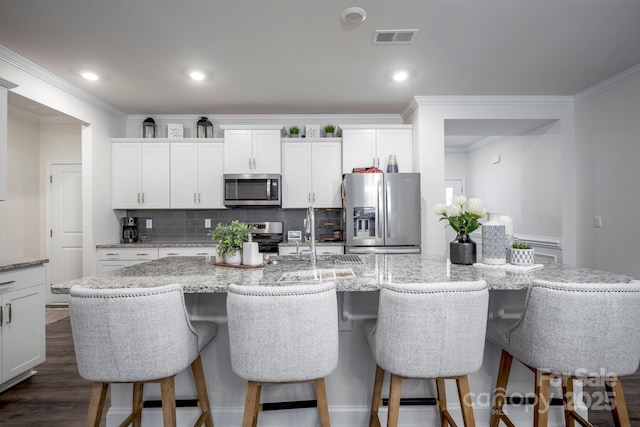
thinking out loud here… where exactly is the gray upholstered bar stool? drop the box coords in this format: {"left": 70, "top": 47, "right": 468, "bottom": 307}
{"left": 226, "top": 282, "right": 339, "bottom": 427}
{"left": 363, "top": 280, "right": 489, "bottom": 427}
{"left": 69, "top": 284, "right": 218, "bottom": 427}
{"left": 488, "top": 279, "right": 640, "bottom": 427}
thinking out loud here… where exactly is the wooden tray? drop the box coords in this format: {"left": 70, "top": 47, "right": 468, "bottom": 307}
{"left": 213, "top": 262, "right": 264, "bottom": 269}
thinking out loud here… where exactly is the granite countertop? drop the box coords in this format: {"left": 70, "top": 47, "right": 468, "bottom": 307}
{"left": 97, "top": 241, "right": 219, "bottom": 248}
{"left": 0, "top": 258, "right": 49, "bottom": 273}
{"left": 51, "top": 254, "right": 637, "bottom": 294}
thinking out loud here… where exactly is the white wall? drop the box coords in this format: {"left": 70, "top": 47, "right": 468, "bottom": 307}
{"left": 575, "top": 70, "right": 640, "bottom": 278}
{"left": 462, "top": 123, "right": 562, "bottom": 238}
{"left": 1, "top": 54, "right": 127, "bottom": 276}
{"left": 0, "top": 112, "right": 40, "bottom": 259}
{"left": 410, "top": 97, "right": 575, "bottom": 261}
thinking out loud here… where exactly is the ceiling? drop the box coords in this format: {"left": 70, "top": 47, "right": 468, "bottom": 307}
{"left": 1, "top": 0, "right": 640, "bottom": 116}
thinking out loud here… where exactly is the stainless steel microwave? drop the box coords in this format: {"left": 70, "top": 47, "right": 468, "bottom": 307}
{"left": 223, "top": 174, "right": 281, "bottom": 207}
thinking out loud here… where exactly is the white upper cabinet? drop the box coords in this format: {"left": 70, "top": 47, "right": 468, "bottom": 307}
{"left": 222, "top": 127, "right": 281, "bottom": 174}
{"left": 112, "top": 141, "right": 170, "bottom": 209}
{"left": 282, "top": 140, "right": 342, "bottom": 208}
{"left": 171, "top": 141, "right": 224, "bottom": 208}
{"left": 340, "top": 125, "right": 413, "bottom": 174}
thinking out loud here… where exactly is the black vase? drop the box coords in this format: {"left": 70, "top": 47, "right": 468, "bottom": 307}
{"left": 450, "top": 233, "right": 476, "bottom": 265}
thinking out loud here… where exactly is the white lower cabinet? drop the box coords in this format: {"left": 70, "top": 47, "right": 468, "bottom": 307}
{"left": 278, "top": 245, "right": 344, "bottom": 256}
{"left": 97, "top": 247, "right": 218, "bottom": 273}
{"left": 0, "top": 265, "right": 45, "bottom": 392}
{"left": 96, "top": 248, "right": 159, "bottom": 273}
{"left": 158, "top": 247, "right": 217, "bottom": 258}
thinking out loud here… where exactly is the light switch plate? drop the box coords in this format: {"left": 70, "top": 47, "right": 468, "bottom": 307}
{"left": 205, "top": 219, "right": 212, "bottom": 228}
{"left": 146, "top": 219, "right": 152, "bottom": 229}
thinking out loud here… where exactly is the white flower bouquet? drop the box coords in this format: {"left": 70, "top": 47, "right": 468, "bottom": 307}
{"left": 434, "top": 196, "right": 486, "bottom": 236}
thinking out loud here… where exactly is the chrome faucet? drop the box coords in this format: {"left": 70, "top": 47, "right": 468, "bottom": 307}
{"left": 305, "top": 205, "right": 316, "bottom": 266}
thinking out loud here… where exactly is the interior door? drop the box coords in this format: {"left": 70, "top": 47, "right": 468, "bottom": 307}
{"left": 48, "top": 163, "right": 82, "bottom": 304}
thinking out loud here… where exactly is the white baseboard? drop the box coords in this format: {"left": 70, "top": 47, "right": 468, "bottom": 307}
{"left": 106, "top": 403, "right": 574, "bottom": 426}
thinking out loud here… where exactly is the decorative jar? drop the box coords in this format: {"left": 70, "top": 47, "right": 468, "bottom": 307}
{"left": 482, "top": 212, "right": 506, "bottom": 264}
{"left": 196, "top": 116, "right": 213, "bottom": 138}
{"left": 450, "top": 233, "right": 476, "bottom": 265}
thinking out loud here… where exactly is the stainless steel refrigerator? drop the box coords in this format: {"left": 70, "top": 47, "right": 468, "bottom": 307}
{"left": 343, "top": 173, "right": 421, "bottom": 254}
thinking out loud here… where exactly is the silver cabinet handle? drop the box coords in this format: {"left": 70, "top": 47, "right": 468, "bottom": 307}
{"left": 194, "top": 193, "right": 197, "bottom": 204}
{"left": 198, "top": 193, "right": 201, "bottom": 204}
{"left": 5, "top": 304, "right": 11, "bottom": 324}
{"left": 166, "top": 252, "right": 179, "bottom": 256}
{"left": 248, "top": 158, "right": 252, "bottom": 169}
{"left": 105, "top": 253, "right": 119, "bottom": 256}
{"left": 142, "top": 193, "right": 145, "bottom": 204}
{"left": 137, "top": 193, "right": 141, "bottom": 204}
{"left": 0, "top": 305, "right": 3, "bottom": 326}
{"left": 196, "top": 252, "right": 208, "bottom": 255}
{"left": 136, "top": 253, "right": 149, "bottom": 256}
{"left": 0, "top": 280, "right": 16, "bottom": 287}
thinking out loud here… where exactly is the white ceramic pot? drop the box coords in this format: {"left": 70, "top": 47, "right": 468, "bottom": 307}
{"left": 224, "top": 251, "right": 242, "bottom": 265}
{"left": 510, "top": 248, "right": 535, "bottom": 265}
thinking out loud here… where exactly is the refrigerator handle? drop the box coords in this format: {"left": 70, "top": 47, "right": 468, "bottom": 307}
{"left": 386, "top": 181, "right": 391, "bottom": 238}
{"left": 377, "top": 180, "right": 384, "bottom": 239}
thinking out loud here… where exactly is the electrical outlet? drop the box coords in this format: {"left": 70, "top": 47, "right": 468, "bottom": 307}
{"left": 593, "top": 216, "right": 602, "bottom": 228}
{"left": 146, "top": 219, "right": 153, "bottom": 229}
{"left": 205, "top": 219, "right": 211, "bottom": 228}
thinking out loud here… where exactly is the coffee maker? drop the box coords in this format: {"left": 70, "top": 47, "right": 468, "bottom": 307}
{"left": 121, "top": 217, "right": 138, "bottom": 243}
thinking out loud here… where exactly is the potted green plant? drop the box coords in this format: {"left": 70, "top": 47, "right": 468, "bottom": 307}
{"left": 324, "top": 124, "right": 336, "bottom": 137}
{"left": 510, "top": 241, "right": 534, "bottom": 265}
{"left": 209, "top": 220, "right": 255, "bottom": 265}
{"left": 289, "top": 125, "right": 300, "bottom": 137}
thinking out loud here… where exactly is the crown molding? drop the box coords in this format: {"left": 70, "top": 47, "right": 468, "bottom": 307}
{"left": 0, "top": 44, "right": 126, "bottom": 120}
{"left": 0, "top": 77, "right": 18, "bottom": 89}
{"left": 413, "top": 96, "right": 574, "bottom": 106}
{"left": 574, "top": 63, "right": 640, "bottom": 104}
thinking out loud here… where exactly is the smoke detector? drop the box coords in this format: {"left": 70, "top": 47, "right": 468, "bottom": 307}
{"left": 341, "top": 7, "right": 367, "bottom": 24}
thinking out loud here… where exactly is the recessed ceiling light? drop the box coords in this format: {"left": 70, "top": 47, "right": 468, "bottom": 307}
{"left": 393, "top": 71, "right": 408, "bottom": 82}
{"left": 341, "top": 7, "right": 367, "bottom": 24}
{"left": 81, "top": 71, "right": 99, "bottom": 81}
{"left": 189, "top": 71, "right": 206, "bottom": 81}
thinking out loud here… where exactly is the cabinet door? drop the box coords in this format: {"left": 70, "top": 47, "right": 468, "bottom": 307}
{"left": 197, "top": 142, "right": 224, "bottom": 208}
{"left": 375, "top": 129, "right": 413, "bottom": 173}
{"left": 342, "top": 129, "right": 375, "bottom": 174}
{"left": 224, "top": 130, "right": 253, "bottom": 174}
{"left": 141, "top": 143, "right": 170, "bottom": 208}
{"left": 97, "top": 261, "right": 129, "bottom": 274}
{"left": 112, "top": 143, "right": 142, "bottom": 209}
{"left": 252, "top": 129, "right": 281, "bottom": 174}
{"left": 171, "top": 142, "right": 199, "bottom": 208}
{"left": 311, "top": 142, "right": 342, "bottom": 208}
{"left": 282, "top": 142, "right": 312, "bottom": 208}
{"left": 1, "top": 285, "right": 45, "bottom": 382}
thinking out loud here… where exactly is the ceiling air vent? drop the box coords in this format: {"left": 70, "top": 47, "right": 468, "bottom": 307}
{"left": 373, "top": 29, "right": 419, "bottom": 45}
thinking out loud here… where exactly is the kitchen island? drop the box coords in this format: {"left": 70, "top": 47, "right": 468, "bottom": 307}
{"left": 51, "top": 255, "right": 637, "bottom": 427}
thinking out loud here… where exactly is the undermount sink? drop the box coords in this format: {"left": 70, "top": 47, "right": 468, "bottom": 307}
{"left": 278, "top": 268, "right": 355, "bottom": 283}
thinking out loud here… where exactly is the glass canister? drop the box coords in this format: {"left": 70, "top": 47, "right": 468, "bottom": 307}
{"left": 142, "top": 117, "right": 156, "bottom": 138}
{"left": 197, "top": 117, "right": 213, "bottom": 138}
{"left": 482, "top": 212, "right": 506, "bottom": 264}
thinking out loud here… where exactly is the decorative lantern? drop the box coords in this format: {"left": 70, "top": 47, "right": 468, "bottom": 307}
{"left": 142, "top": 117, "right": 156, "bottom": 138}
{"left": 196, "top": 117, "right": 213, "bottom": 138}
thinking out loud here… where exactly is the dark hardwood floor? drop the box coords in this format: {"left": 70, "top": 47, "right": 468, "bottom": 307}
{"left": 0, "top": 316, "right": 107, "bottom": 426}
{"left": 0, "top": 315, "right": 638, "bottom": 426}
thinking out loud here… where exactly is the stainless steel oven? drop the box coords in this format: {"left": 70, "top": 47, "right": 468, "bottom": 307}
{"left": 223, "top": 174, "right": 281, "bottom": 207}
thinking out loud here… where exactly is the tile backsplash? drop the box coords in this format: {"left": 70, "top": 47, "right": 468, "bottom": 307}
{"left": 125, "top": 208, "right": 343, "bottom": 242}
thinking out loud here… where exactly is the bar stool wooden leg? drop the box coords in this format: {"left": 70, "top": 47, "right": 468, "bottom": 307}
{"left": 252, "top": 384, "right": 261, "bottom": 427}
{"left": 387, "top": 374, "right": 403, "bottom": 427}
{"left": 315, "top": 378, "right": 331, "bottom": 427}
{"left": 562, "top": 376, "right": 575, "bottom": 427}
{"left": 160, "top": 376, "right": 177, "bottom": 427}
{"left": 369, "top": 365, "right": 384, "bottom": 427}
{"left": 491, "top": 349, "right": 514, "bottom": 427}
{"left": 242, "top": 381, "right": 260, "bottom": 427}
{"left": 533, "top": 371, "right": 550, "bottom": 427}
{"left": 131, "top": 382, "right": 144, "bottom": 427}
{"left": 605, "top": 377, "right": 631, "bottom": 427}
{"left": 457, "top": 375, "right": 476, "bottom": 427}
{"left": 436, "top": 378, "right": 448, "bottom": 427}
{"left": 87, "top": 382, "right": 109, "bottom": 427}
{"left": 191, "top": 355, "right": 214, "bottom": 427}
